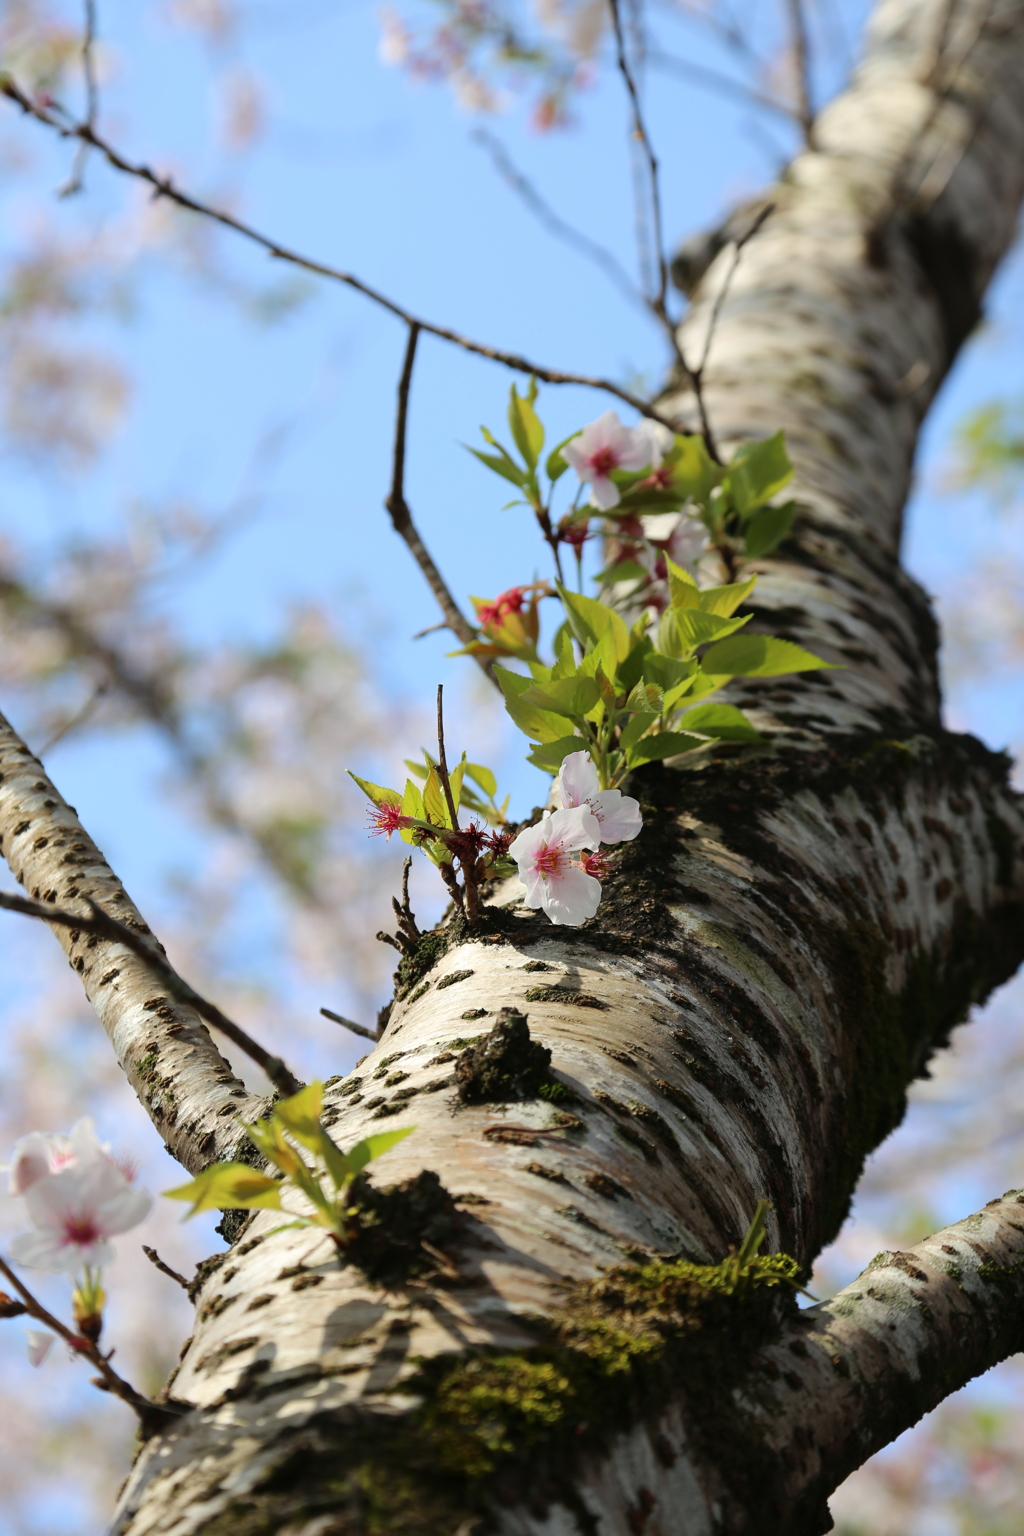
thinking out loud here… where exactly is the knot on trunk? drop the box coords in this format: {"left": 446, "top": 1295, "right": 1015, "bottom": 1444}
{"left": 454, "top": 1009, "right": 552, "bottom": 1105}
{"left": 344, "top": 1169, "right": 459, "bottom": 1287}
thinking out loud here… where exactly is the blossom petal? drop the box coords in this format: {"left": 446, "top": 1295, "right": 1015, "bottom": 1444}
{"left": 538, "top": 867, "right": 602, "bottom": 926}
{"left": 25, "top": 1330, "right": 55, "bottom": 1368}
{"left": 593, "top": 790, "right": 643, "bottom": 844}
{"left": 8, "top": 1133, "right": 56, "bottom": 1196}
{"left": 588, "top": 475, "right": 621, "bottom": 511}
{"left": 557, "top": 751, "right": 601, "bottom": 811}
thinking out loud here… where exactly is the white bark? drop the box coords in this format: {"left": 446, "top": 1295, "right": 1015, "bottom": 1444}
{"left": 6, "top": 0, "right": 1024, "bottom": 1530}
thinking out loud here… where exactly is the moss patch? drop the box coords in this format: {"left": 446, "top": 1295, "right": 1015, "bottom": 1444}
{"left": 454, "top": 1009, "right": 553, "bottom": 1106}
{"left": 341, "top": 1170, "right": 459, "bottom": 1287}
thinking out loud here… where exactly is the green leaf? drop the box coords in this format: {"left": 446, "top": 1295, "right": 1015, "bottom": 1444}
{"left": 403, "top": 758, "right": 429, "bottom": 782}
{"left": 626, "top": 731, "right": 705, "bottom": 765}
{"left": 494, "top": 664, "right": 575, "bottom": 744}
{"left": 697, "top": 575, "right": 758, "bottom": 617}
{"left": 521, "top": 675, "right": 600, "bottom": 719}
{"left": 423, "top": 765, "right": 450, "bottom": 828}
{"left": 448, "top": 753, "right": 467, "bottom": 815}
{"left": 466, "top": 762, "right": 497, "bottom": 798}
{"left": 399, "top": 779, "right": 425, "bottom": 845}
{"left": 665, "top": 434, "right": 723, "bottom": 507}
{"left": 642, "top": 653, "right": 697, "bottom": 692}
{"left": 625, "top": 681, "right": 662, "bottom": 715}
{"left": 468, "top": 445, "right": 528, "bottom": 490}
{"left": 597, "top": 559, "right": 649, "bottom": 586}
{"left": 658, "top": 607, "right": 750, "bottom": 658}
{"left": 618, "top": 711, "right": 656, "bottom": 755}
{"left": 272, "top": 1082, "right": 325, "bottom": 1152}
{"left": 725, "top": 432, "right": 793, "bottom": 516}
{"left": 347, "top": 772, "right": 400, "bottom": 809}
{"left": 701, "top": 634, "right": 833, "bottom": 677}
{"left": 526, "top": 736, "right": 586, "bottom": 772}
{"left": 556, "top": 585, "right": 630, "bottom": 663}
{"left": 665, "top": 556, "right": 699, "bottom": 610}
{"left": 743, "top": 501, "right": 795, "bottom": 558}
{"left": 617, "top": 637, "right": 653, "bottom": 695}
{"left": 508, "top": 383, "right": 544, "bottom": 470}
{"left": 164, "top": 1164, "right": 283, "bottom": 1218}
{"left": 676, "top": 704, "right": 762, "bottom": 741}
{"left": 346, "top": 1126, "right": 416, "bottom": 1178}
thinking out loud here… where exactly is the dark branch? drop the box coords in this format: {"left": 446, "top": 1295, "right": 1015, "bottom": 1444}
{"left": 784, "top": 0, "right": 815, "bottom": 142}
{"left": 471, "top": 128, "right": 646, "bottom": 312}
{"left": 608, "top": 0, "right": 669, "bottom": 315}
{"left": 59, "top": 0, "right": 98, "bottom": 196}
{"left": 0, "top": 75, "right": 678, "bottom": 430}
{"left": 0, "top": 890, "right": 301, "bottom": 1098}
{"left": 0, "top": 1253, "right": 187, "bottom": 1429}
{"left": 319, "top": 1007, "right": 377, "bottom": 1042}
{"left": 141, "top": 1245, "right": 190, "bottom": 1290}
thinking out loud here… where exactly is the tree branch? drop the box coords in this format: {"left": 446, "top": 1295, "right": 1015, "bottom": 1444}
{"left": 0, "top": 889, "right": 301, "bottom": 1097}
{"left": 382, "top": 324, "right": 493, "bottom": 675}
{"left": 784, "top": 0, "right": 815, "bottom": 143}
{"left": 747, "top": 1190, "right": 1024, "bottom": 1528}
{"left": 59, "top": 0, "right": 98, "bottom": 197}
{"left": 0, "top": 709, "right": 272, "bottom": 1172}
{"left": 0, "top": 74, "right": 678, "bottom": 430}
{"left": 0, "top": 1253, "right": 187, "bottom": 1431}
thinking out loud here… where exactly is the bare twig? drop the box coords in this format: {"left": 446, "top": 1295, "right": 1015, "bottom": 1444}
{"left": 0, "top": 75, "right": 678, "bottom": 431}
{"left": 142, "top": 1245, "right": 190, "bottom": 1290}
{"left": 59, "top": 0, "right": 98, "bottom": 196}
{"left": 645, "top": 49, "right": 801, "bottom": 124}
{"left": 319, "top": 1007, "right": 377, "bottom": 1042}
{"left": 608, "top": 0, "right": 669, "bottom": 316}
{"left": 472, "top": 128, "right": 646, "bottom": 312}
{"left": 784, "top": 0, "right": 815, "bottom": 142}
{"left": 435, "top": 684, "right": 460, "bottom": 834}
{"left": 0, "top": 1253, "right": 187, "bottom": 1428}
{"left": 382, "top": 325, "right": 491, "bottom": 676}
{"left": 696, "top": 203, "right": 775, "bottom": 377}
{"left": 0, "top": 890, "right": 301, "bottom": 1098}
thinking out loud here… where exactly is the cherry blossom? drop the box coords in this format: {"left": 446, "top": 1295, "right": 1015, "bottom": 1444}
{"left": 25, "top": 1330, "right": 55, "bottom": 1367}
{"left": 509, "top": 804, "right": 602, "bottom": 925}
{"left": 367, "top": 801, "right": 414, "bottom": 839}
{"left": 562, "top": 410, "right": 653, "bottom": 510}
{"left": 8, "top": 1121, "right": 151, "bottom": 1274}
{"left": 556, "top": 751, "right": 643, "bottom": 844}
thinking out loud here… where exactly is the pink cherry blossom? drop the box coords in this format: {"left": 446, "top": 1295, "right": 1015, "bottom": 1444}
{"left": 509, "top": 805, "right": 602, "bottom": 926}
{"left": 8, "top": 1123, "right": 151, "bottom": 1274}
{"left": 25, "top": 1330, "right": 55, "bottom": 1367}
{"left": 562, "top": 410, "right": 653, "bottom": 511}
{"left": 556, "top": 751, "right": 643, "bottom": 845}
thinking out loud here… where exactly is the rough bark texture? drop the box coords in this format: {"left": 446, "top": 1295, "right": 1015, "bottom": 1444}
{"left": 7, "top": 0, "right": 1024, "bottom": 1531}
{"left": 0, "top": 713, "right": 267, "bottom": 1171}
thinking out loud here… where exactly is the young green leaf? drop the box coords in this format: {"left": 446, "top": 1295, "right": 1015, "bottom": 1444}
{"left": 556, "top": 585, "right": 630, "bottom": 663}
{"left": 272, "top": 1082, "right": 325, "bottom": 1152}
{"left": 507, "top": 383, "right": 544, "bottom": 470}
{"left": 665, "top": 556, "right": 700, "bottom": 610}
{"left": 657, "top": 607, "right": 750, "bottom": 658}
{"left": 468, "top": 446, "right": 529, "bottom": 490}
{"left": 743, "top": 501, "right": 795, "bottom": 558}
{"left": 347, "top": 772, "right": 401, "bottom": 809}
{"left": 546, "top": 434, "right": 576, "bottom": 484}
{"left": 164, "top": 1164, "right": 283, "bottom": 1219}
{"left": 345, "top": 1126, "right": 416, "bottom": 1178}
{"left": 494, "top": 664, "right": 576, "bottom": 744}
{"left": 626, "top": 731, "right": 705, "bottom": 765}
{"left": 697, "top": 574, "right": 758, "bottom": 617}
{"left": 422, "top": 765, "right": 451, "bottom": 828}
{"left": 676, "top": 704, "right": 762, "bottom": 741}
{"left": 701, "top": 634, "right": 833, "bottom": 677}
{"left": 725, "top": 432, "right": 793, "bottom": 517}
{"left": 625, "top": 680, "right": 663, "bottom": 715}
{"left": 466, "top": 762, "right": 497, "bottom": 798}
{"left": 520, "top": 675, "right": 601, "bottom": 719}
{"left": 666, "top": 434, "right": 723, "bottom": 506}
{"left": 526, "top": 736, "right": 587, "bottom": 772}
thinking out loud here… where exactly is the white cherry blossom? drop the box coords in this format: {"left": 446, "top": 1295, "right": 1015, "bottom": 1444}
{"left": 25, "top": 1330, "right": 55, "bottom": 1367}
{"left": 562, "top": 410, "right": 652, "bottom": 510}
{"left": 509, "top": 804, "right": 602, "bottom": 926}
{"left": 7, "top": 1121, "right": 151, "bottom": 1274}
{"left": 556, "top": 751, "right": 643, "bottom": 845}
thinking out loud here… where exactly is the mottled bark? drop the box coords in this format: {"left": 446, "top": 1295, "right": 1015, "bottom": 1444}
{"left": 7, "top": 0, "right": 1024, "bottom": 1531}
{"left": 0, "top": 712, "right": 266, "bottom": 1171}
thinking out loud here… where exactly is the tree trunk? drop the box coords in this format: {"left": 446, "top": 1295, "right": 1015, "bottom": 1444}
{"left": 3, "top": 0, "right": 1024, "bottom": 1532}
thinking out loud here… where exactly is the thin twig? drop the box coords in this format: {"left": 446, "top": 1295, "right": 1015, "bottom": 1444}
{"left": 784, "top": 0, "right": 815, "bottom": 143}
{"left": 645, "top": 49, "right": 801, "bottom": 124}
{"left": 0, "top": 890, "right": 301, "bottom": 1098}
{"left": 435, "top": 685, "right": 460, "bottom": 834}
{"left": 142, "top": 1245, "right": 190, "bottom": 1290}
{"left": 320, "top": 1007, "right": 377, "bottom": 1042}
{"left": 0, "top": 1253, "right": 187, "bottom": 1427}
{"left": 59, "top": 0, "right": 98, "bottom": 196}
{"left": 696, "top": 202, "right": 775, "bottom": 377}
{"left": 0, "top": 75, "right": 678, "bottom": 431}
{"left": 472, "top": 128, "right": 646, "bottom": 312}
{"left": 608, "top": 0, "right": 669, "bottom": 317}
{"left": 383, "top": 324, "right": 495, "bottom": 681}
